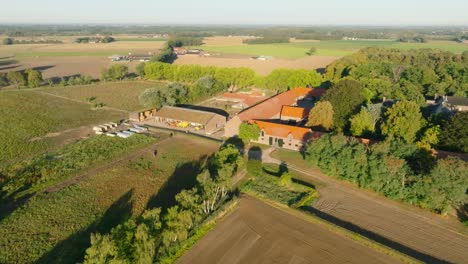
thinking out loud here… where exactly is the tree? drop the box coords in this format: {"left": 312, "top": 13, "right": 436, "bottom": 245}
{"left": 279, "top": 172, "right": 292, "bottom": 186}
{"left": 6, "top": 71, "right": 26, "bottom": 89}
{"left": 306, "top": 101, "right": 334, "bottom": 131}
{"left": 381, "top": 101, "right": 423, "bottom": 143}
{"left": 139, "top": 83, "right": 188, "bottom": 109}
{"left": 101, "top": 64, "right": 128, "bottom": 81}
{"left": 101, "top": 36, "right": 115, "bottom": 43}
{"left": 438, "top": 112, "right": 468, "bottom": 153}
{"left": 151, "top": 46, "right": 176, "bottom": 64}
{"left": 416, "top": 125, "right": 440, "bottom": 151}
{"left": 25, "top": 69, "right": 43, "bottom": 88}
{"left": 306, "top": 47, "right": 317, "bottom": 56}
{"left": 136, "top": 62, "right": 146, "bottom": 77}
{"left": 239, "top": 122, "right": 260, "bottom": 143}
{"left": 322, "top": 79, "right": 365, "bottom": 130}
{"left": 2, "top": 38, "right": 14, "bottom": 45}
{"left": 421, "top": 157, "right": 468, "bottom": 213}
{"left": 350, "top": 109, "right": 375, "bottom": 137}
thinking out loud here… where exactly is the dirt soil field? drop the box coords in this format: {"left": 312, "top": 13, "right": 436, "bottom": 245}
{"left": 268, "top": 149, "right": 468, "bottom": 264}
{"left": 178, "top": 197, "right": 400, "bottom": 264}
{"left": 0, "top": 56, "right": 141, "bottom": 79}
{"left": 174, "top": 54, "right": 337, "bottom": 75}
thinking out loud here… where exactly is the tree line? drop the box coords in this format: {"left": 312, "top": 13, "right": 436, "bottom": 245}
{"left": 83, "top": 144, "right": 244, "bottom": 263}
{"left": 306, "top": 133, "right": 468, "bottom": 214}
{"left": 306, "top": 78, "right": 468, "bottom": 153}
{"left": 142, "top": 62, "right": 322, "bottom": 91}
{"left": 0, "top": 69, "right": 43, "bottom": 88}
{"left": 2, "top": 38, "right": 62, "bottom": 45}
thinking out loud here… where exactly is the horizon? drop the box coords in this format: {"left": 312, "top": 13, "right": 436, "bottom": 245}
{"left": 0, "top": 0, "right": 467, "bottom": 26}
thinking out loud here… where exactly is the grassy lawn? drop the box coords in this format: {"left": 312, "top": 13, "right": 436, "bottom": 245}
{"left": 38, "top": 81, "right": 165, "bottom": 112}
{"left": 0, "top": 90, "right": 125, "bottom": 164}
{"left": 193, "top": 40, "right": 467, "bottom": 59}
{"left": 0, "top": 136, "right": 220, "bottom": 264}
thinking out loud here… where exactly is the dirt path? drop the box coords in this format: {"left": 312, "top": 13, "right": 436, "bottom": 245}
{"left": 177, "top": 197, "right": 400, "bottom": 264}
{"left": 264, "top": 147, "right": 468, "bottom": 264}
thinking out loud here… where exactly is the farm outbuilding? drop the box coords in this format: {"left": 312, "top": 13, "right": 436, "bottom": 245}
{"left": 129, "top": 109, "right": 157, "bottom": 122}
{"left": 151, "top": 106, "right": 226, "bottom": 135}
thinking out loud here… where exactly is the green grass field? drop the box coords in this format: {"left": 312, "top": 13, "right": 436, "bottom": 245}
{"left": 0, "top": 135, "right": 220, "bottom": 264}
{"left": 38, "top": 81, "right": 165, "bottom": 112}
{"left": 193, "top": 40, "right": 467, "bottom": 59}
{"left": 0, "top": 90, "right": 125, "bottom": 164}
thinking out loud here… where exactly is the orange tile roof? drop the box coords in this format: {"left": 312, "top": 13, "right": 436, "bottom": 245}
{"left": 280, "top": 106, "right": 310, "bottom": 119}
{"left": 254, "top": 120, "right": 312, "bottom": 141}
{"left": 237, "top": 87, "right": 325, "bottom": 122}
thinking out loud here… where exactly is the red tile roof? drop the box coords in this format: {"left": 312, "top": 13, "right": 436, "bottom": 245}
{"left": 237, "top": 87, "right": 325, "bottom": 122}
{"left": 280, "top": 106, "right": 310, "bottom": 119}
{"left": 255, "top": 120, "right": 312, "bottom": 141}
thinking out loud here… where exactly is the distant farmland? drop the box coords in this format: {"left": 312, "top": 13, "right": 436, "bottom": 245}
{"left": 192, "top": 38, "right": 468, "bottom": 59}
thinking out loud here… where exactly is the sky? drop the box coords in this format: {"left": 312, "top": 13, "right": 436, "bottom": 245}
{"left": 0, "top": 0, "right": 467, "bottom": 26}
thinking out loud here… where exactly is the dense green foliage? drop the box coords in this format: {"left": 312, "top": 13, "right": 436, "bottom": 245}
{"left": 381, "top": 101, "right": 423, "bottom": 143}
{"left": 306, "top": 101, "right": 334, "bottom": 131}
{"left": 167, "top": 36, "right": 203, "bottom": 47}
{"left": 144, "top": 62, "right": 257, "bottom": 89}
{"left": 2, "top": 37, "right": 13, "bottom": 45}
{"left": 139, "top": 83, "right": 188, "bottom": 109}
{"left": 438, "top": 112, "right": 468, "bottom": 152}
{"left": 0, "top": 135, "right": 154, "bottom": 199}
{"left": 239, "top": 123, "right": 260, "bottom": 143}
{"left": 350, "top": 108, "right": 376, "bottom": 137}
{"left": 261, "top": 68, "right": 322, "bottom": 91}
{"left": 322, "top": 79, "right": 365, "bottom": 130}
{"left": 101, "top": 64, "right": 129, "bottom": 81}
{"left": 83, "top": 144, "right": 244, "bottom": 263}
{"left": 325, "top": 48, "right": 468, "bottom": 98}
{"left": 306, "top": 134, "right": 468, "bottom": 214}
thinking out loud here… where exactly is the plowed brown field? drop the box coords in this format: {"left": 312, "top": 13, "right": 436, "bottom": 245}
{"left": 177, "top": 197, "right": 401, "bottom": 264}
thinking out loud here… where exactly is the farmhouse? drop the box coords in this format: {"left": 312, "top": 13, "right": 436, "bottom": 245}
{"left": 150, "top": 106, "right": 226, "bottom": 135}
{"left": 224, "top": 87, "right": 325, "bottom": 137}
{"left": 434, "top": 95, "right": 468, "bottom": 113}
{"left": 253, "top": 120, "right": 313, "bottom": 151}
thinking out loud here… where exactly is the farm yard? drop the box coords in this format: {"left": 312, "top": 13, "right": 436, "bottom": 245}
{"left": 0, "top": 135, "right": 220, "bottom": 264}
{"left": 178, "top": 197, "right": 401, "bottom": 264}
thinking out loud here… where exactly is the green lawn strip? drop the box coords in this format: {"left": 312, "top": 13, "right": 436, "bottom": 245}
{"left": 248, "top": 194, "right": 420, "bottom": 264}
{"left": 157, "top": 199, "right": 240, "bottom": 264}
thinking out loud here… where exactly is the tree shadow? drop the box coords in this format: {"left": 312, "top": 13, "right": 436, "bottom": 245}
{"left": 35, "top": 189, "right": 135, "bottom": 264}
{"left": 223, "top": 136, "right": 245, "bottom": 154}
{"left": 456, "top": 203, "right": 468, "bottom": 223}
{"left": 0, "top": 59, "right": 18, "bottom": 67}
{"left": 247, "top": 146, "right": 262, "bottom": 161}
{"left": 146, "top": 156, "right": 207, "bottom": 212}
{"left": 301, "top": 206, "right": 451, "bottom": 263}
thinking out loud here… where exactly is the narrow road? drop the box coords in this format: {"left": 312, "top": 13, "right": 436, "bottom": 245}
{"left": 263, "top": 147, "right": 468, "bottom": 264}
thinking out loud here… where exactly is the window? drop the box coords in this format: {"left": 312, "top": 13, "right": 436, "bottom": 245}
{"left": 261, "top": 130, "right": 265, "bottom": 136}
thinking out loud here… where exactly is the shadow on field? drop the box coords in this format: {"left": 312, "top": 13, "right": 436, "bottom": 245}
{"left": 36, "top": 189, "right": 135, "bottom": 264}
{"left": 146, "top": 156, "right": 208, "bottom": 213}
{"left": 0, "top": 59, "right": 18, "bottom": 67}
{"left": 301, "top": 206, "right": 451, "bottom": 264}
{"left": 456, "top": 203, "right": 468, "bottom": 223}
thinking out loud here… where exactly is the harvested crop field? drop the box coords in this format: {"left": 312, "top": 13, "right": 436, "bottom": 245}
{"left": 174, "top": 54, "right": 337, "bottom": 75}
{"left": 0, "top": 56, "right": 141, "bottom": 79}
{"left": 178, "top": 197, "right": 400, "bottom": 264}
